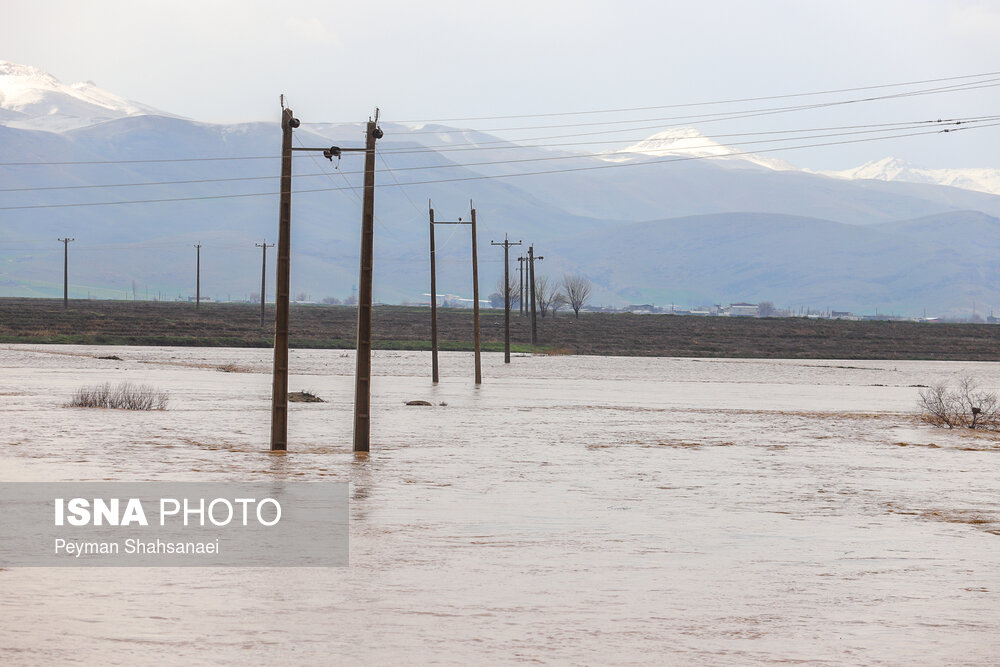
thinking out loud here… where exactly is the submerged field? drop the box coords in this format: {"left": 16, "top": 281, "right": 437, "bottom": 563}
{"left": 1, "top": 297, "right": 1000, "bottom": 359}
{"left": 0, "top": 345, "right": 998, "bottom": 664}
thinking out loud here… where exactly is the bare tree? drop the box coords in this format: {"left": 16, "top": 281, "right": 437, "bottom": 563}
{"left": 918, "top": 376, "right": 1000, "bottom": 430}
{"left": 535, "top": 276, "right": 558, "bottom": 317}
{"left": 562, "top": 274, "right": 592, "bottom": 318}
{"left": 550, "top": 292, "right": 568, "bottom": 318}
{"left": 495, "top": 275, "right": 520, "bottom": 310}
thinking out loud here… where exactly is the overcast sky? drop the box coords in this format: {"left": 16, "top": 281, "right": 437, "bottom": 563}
{"left": 4, "top": 0, "right": 998, "bottom": 170}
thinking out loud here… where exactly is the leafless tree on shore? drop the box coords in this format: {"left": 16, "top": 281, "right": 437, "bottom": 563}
{"left": 562, "top": 274, "right": 592, "bottom": 318}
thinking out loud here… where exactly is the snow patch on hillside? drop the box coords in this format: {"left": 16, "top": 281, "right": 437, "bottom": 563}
{"left": 822, "top": 157, "right": 1000, "bottom": 196}
{"left": 0, "top": 61, "right": 175, "bottom": 132}
{"left": 609, "top": 127, "right": 798, "bottom": 171}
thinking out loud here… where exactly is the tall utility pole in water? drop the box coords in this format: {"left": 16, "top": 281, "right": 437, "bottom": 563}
{"left": 353, "top": 113, "right": 383, "bottom": 453}
{"left": 255, "top": 240, "right": 274, "bottom": 327}
{"left": 193, "top": 243, "right": 202, "bottom": 308}
{"left": 469, "top": 203, "right": 482, "bottom": 385}
{"left": 491, "top": 235, "right": 522, "bottom": 363}
{"left": 427, "top": 201, "right": 481, "bottom": 385}
{"left": 270, "top": 107, "right": 296, "bottom": 451}
{"left": 428, "top": 202, "right": 439, "bottom": 383}
{"left": 57, "top": 237, "right": 74, "bottom": 309}
{"left": 269, "top": 101, "right": 353, "bottom": 451}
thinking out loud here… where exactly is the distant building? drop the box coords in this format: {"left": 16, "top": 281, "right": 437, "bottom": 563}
{"left": 726, "top": 302, "right": 758, "bottom": 317}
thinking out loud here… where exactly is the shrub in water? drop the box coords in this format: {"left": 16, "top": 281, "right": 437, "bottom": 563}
{"left": 68, "top": 382, "right": 168, "bottom": 410}
{"left": 918, "top": 376, "right": 1000, "bottom": 430}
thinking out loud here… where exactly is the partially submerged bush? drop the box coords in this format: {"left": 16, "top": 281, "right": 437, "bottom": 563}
{"left": 217, "top": 363, "right": 251, "bottom": 373}
{"left": 918, "top": 376, "right": 1000, "bottom": 430}
{"left": 68, "top": 382, "right": 168, "bottom": 410}
{"left": 288, "top": 390, "right": 324, "bottom": 403}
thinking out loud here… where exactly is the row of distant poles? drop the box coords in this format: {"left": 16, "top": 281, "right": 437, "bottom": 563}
{"left": 428, "top": 204, "right": 545, "bottom": 380}
{"left": 55, "top": 104, "right": 539, "bottom": 455}
{"left": 272, "top": 104, "right": 549, "bottom": 455}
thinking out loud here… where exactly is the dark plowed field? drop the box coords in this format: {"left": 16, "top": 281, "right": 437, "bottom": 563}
{"left": 1, "top": 298, "right": 998, "bottom": 360}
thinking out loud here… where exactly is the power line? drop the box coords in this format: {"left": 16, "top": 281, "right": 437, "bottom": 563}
{"left": 5, "top": 116, "right": 992, "bottom": 195}
{"left": 0, "top": 155, "right": 282, "bottom": 167}
{"left": 386, "top": 78, "right": 1000, "bottom": 135}
{"left": 376, "top": 116, "right": 1000, "bottom": 155}
{"left": 386, "top": 81, "right": 1000, "bottom": 145}
{"left": 3, "top": 73, "right": 996, "bottom": 169}
{"left": 0, "top": 170, "right": 339, "bottom": 193}
{"left": 1, "top": 121, "right": 995, "bottom": 211}
{"left": 379, "top": 71, "right": 1000, "bottom": 123}
{"left": 342, "top": 119, "right": 1000, "bottom": 177}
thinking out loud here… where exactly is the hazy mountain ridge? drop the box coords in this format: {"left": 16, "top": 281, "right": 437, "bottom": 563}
{"left": 2, "top": 61, "right": 1000, "bottom": 315}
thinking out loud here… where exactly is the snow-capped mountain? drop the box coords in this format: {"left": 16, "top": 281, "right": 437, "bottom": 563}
{"left": 823, "top": 157, "right": 1000, "bottom": 197}
{"left": 611, "top": 127, "right": 798, "bottom": 172}
{"left": 0, "top": 61, "right": 175, "bottom": 131}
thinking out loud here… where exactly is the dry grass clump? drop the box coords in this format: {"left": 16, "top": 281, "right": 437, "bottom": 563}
{"left": 217, "top": 363, "right": 251, "bottom": 373}
{"left": 68, "top": 382, "right": 168, "bottom": 410}
{"left": 538, "top": 347, "right": 575, "bottom": 356}
{"left": 918, "top": 376, "right": 1000, "bottom": 430}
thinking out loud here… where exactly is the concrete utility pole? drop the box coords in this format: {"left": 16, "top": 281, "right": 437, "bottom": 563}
{"left": 427, "top": 201, "right": 480, "bottom": 384}
{"left": 194, "top": 243, "right": 202, "bottom": 308}
{"left": 353, "top": 112, "right": 383, "bottom": 453}
{"left": 255, "top": 240, "right": 274, "bottom": 327}
{"left": 57, "top": 237, "right": 74, "bottom": 309}
{"left": 527, "top": 245, "right": 544, "bottom": 345}
{"left": 491, "top": 235, "right": 522, "bottom": 363}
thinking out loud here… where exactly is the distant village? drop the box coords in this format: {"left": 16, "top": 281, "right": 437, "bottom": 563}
{"left": 176, "top": 293, "right": 996, "bottom": 324}
{"left": 609, "top": 302, "right": 999, "bottom": 324}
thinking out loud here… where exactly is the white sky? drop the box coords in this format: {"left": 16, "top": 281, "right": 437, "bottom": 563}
{"left": 3, "top": 0, "right": 999, "bottom": 170}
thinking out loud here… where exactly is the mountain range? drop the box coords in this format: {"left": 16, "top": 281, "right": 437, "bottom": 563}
{"left": 2, "top": 60, "right": 999, "bottom": 317}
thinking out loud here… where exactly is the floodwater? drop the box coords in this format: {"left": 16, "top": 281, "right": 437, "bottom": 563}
{"left": 0, "top": 344, "right": 998, "bottom": 665}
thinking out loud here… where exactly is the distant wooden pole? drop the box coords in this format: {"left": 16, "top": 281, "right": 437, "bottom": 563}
{"left": 194, "top": 243, "right": 202, "bottom": 308}
{"left": 470, "top": 203, "right": 482, "bottom": 385}
{"left": 429, "top": 202, "right": 439, "bottom": 383}
{"left": 518, "top": 257, "right": 525, "bottom": 316}
{"left": 492, "top": 235, "right": 522, "bottom": 364}
{"left": 353, "top": 118, "right": 381, "bottom": 453}
{"left": 529, "top": 245, "right": 540, "bottom": 345}
{"left": 270, "top": 107, "right": 296, "bottom": 451}
{"left": 256, "top": 240, "right": 274, "bottom": 327}
{"left": 57, "top": 237, "right": 74, "bottom": 309}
